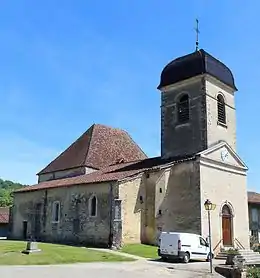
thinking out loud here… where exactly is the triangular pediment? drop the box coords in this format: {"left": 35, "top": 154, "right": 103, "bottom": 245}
{"left": 198, "top": 141, "right": 248, "bottom": 170}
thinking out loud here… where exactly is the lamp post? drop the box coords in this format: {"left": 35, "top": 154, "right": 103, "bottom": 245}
{"left": 204, "top": 199, "right": 216, "bottom": 274}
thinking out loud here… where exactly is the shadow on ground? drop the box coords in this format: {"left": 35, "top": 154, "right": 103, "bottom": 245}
{"left": 148, "top": 258, "right": 207, "bottom": 264}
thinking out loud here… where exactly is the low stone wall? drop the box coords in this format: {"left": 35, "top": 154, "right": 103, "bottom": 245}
{"left": 215, "top": 265, "right": 247, "bottom": 278}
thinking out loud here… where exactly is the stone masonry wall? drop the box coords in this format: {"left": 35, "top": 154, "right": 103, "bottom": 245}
{"left": 11, "top": 182, "right": 115, "bottom": 247}
{"left": 119, "top": 176, "right": 144, "bottom": 244}
{"left": 161, "top": 76, "right": 237, "bottom": 159}
{"left": 142, "top": 171, "right": 163, "bottom": 245}
{"left": 205, "top": 77, "right": 236, "bottom": 151}
{"left": 156, "top": 161, "right": 201, "bottom": 235}
{"left": 161, "top": 77, "right": 207, "bottom": 158}
{"left": 154, "top": 169, "right": 171, "bottom": 244}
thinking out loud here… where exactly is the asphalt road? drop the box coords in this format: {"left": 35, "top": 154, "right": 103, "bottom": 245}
{"left": 0, "top": 260, "right": 224, "bottom": 278}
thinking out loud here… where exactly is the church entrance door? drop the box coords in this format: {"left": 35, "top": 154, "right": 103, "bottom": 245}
{"left": 222, "top": 205, "right": 233, "bottom": 246}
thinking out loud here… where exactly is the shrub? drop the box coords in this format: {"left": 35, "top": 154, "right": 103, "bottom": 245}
{"left": 250, "top": 235, "right": 259, "bottom": 249}
{"left": 253, "top": 244, "right": 260, "bottom": 253}
{"left": 247, "top": 266, "right": 260, "bottom": 277}
{"left": 227, "top": 248, "right": 239, "bottom": 255}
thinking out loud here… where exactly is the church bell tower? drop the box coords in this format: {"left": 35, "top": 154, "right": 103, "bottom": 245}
{"left": 157, "top": 48, "right": 238, "bottom": 159}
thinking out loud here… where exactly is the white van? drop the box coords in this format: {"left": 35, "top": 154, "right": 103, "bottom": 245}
{"left": 158, "top": 232, "right": 213, "bottom": 263}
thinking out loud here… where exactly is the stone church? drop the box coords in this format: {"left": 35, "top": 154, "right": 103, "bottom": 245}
{"left": 10, "top": 48, "right": 250, "bottom": 254}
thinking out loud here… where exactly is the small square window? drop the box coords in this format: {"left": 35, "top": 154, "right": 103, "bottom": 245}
{"left": 139, "top": 196, "right": 143, "bottom": 203}
{"left": 159, "top": 188, "right": 162, "bottom": 193}
{"left": 158, "top": 210, "right": 162, "bottom": 215}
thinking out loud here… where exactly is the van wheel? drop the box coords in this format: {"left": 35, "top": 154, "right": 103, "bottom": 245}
{"left": 161, "top": 256, "right": 168, "bottom": 262}
{"left": 183, "top": 253, "right": 190, "bottom": 263}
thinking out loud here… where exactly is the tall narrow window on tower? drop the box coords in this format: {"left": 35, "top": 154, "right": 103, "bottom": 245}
{"left": 217, "top": 94, "right": 226, "bottom": 125}
{"left": 177, "top": 94, "right": 190, "bottom": 124}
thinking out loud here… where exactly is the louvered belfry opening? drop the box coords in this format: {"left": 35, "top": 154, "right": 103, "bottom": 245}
{"left": 177, "top": 94, "right": 190, "bottom": 124}
{"left": 217, "top": 94, "right": 226, "bottom": 124}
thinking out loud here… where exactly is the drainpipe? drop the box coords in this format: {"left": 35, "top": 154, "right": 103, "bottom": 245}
{"left": 43, "top": 190, "right": 48, "bottom": 238}
{"left": 108, "top": 183, "right": 114, "bottom": 249}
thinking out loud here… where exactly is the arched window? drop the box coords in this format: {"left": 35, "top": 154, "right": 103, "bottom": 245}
{"left": 89, "top": 196, "right": 97, "bottom": 217}
{"left": 217, "top": 94, "right": 226, "bottom": 125}
{"left": 222, "top": 204, "right": 232, "bottom": 217}
{"left": 177, "top": 94, "right": 190, "bottom": 124}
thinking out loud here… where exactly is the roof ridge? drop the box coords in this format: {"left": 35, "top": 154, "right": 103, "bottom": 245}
{"left": 120, "top": 130, "right": 148, "bottom": 159}
{"left": 37, "top": 122, "right": 147, "bottom": 175}
{"left": 93, "top": 123, "right": 125, "bottom": 132}
{"left": 108, "top": 157, "right": 146, "bottom": 167}
{"left": 83, "top": 124, "right": 96, "bottom": 169}
{"left": 37, "top": 125, "right": 95, "bottom": 175}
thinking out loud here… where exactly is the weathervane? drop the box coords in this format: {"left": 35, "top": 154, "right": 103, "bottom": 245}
{"left": 195, "top": 18, "right": 200, "bottom": 51}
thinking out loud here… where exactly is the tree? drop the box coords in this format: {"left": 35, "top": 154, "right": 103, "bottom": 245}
{"left": 0, "top": 178, "right": 27, "bottom": 207}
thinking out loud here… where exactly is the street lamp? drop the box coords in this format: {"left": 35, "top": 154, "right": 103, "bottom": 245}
{"left": 204, "top": 199, "right": 216, "bottom": 274}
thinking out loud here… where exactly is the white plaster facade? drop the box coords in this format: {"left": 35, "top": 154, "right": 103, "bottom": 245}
{"left": 199, "top": 142, "right": 250, "bottom": 252}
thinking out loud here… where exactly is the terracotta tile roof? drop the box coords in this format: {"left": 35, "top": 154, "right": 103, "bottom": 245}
{"left": 248, "top": 191, "right": 260, "bottom": 204}
{"left": 0, "top": 207, "right": 9, "bottom": 224}
{"left": 38, "top": 124, "right": 147, "bottom": 175}
{"left": 16, "top": 154, "right": 196, "bottom": 193}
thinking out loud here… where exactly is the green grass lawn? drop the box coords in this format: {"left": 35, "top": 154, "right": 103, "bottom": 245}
{"left": 120, "top": 244, "right": 159, "bottom": 259}
{"left": 0, "top": 240, "right": 135, "bottom": 265}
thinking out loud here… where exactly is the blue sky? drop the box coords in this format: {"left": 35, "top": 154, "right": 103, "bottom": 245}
{"left": 0, "top": 1, "right": 259, "bottom": 190}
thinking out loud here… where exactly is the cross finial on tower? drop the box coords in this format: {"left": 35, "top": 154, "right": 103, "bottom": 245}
{"left": 195, "top": 18, "right": 200, "bottom": 51}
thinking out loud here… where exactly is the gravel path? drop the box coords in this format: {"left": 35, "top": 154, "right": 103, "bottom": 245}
{"left": 0, "top": 259, "right": 224, "bottom": 278}
{"left": 0, "top": 247, "right": 224, "bottom": 278}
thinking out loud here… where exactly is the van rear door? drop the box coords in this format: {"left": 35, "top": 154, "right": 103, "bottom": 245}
{"left": 160, "top": 233, "right": 179, "bottom": 256}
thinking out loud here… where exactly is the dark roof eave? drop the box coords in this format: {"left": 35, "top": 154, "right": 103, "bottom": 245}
{"left": 248, "top": 200, "right": 260, "bottom": 205}
{"left": 157, "top": 74, "right": 238, "bottom": 91}
{"left": 37, "top": 164, "right": 100, "bottom": 176}
{"left": 17, "top": 155, "right": 197, "bottom": 194}
{"left": 14, "top": 179, "right": 119, "bottom": 194}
